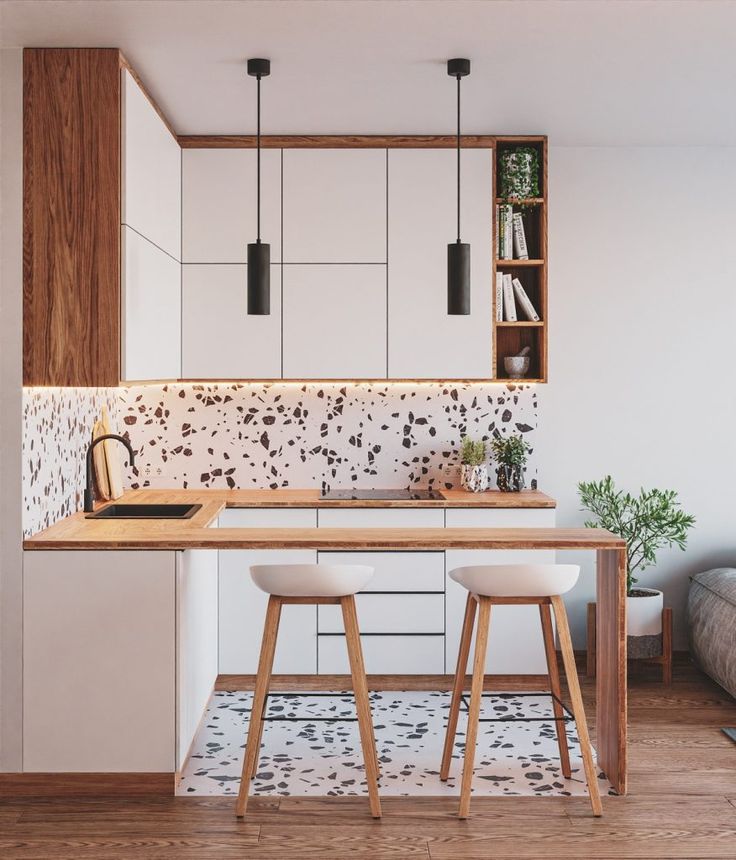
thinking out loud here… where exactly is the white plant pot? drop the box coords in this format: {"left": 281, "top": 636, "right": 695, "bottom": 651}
{"left": 627, "top": 587, "right": 663, "bottom": 636}
{"left": 460, "top": 464, "right": 488, "bottom": 493}
{"left": 627, "top": 587, "right": 664, "bottom": 659}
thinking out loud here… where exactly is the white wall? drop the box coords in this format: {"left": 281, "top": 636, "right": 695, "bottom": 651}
{"left": 541, "top": 146, "right": 736, "bottom": 647}
{"left": 0, "top": 47, "right": 23, "bottom": 771}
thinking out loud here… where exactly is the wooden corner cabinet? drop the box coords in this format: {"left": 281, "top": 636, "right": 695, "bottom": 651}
{"left": 23, "top": 48, "right": 548, "bottom": 386}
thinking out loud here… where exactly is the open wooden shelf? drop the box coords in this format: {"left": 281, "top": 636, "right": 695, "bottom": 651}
{"left": 492, "top": 137, "right": 548, "bottom": 382}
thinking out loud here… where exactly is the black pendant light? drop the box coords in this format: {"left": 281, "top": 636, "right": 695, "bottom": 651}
{"left": 447, "top": 58, "right": 471, "bottom": 315}
{"left": 247, "top": 58, "right": 271, "bottom": 315}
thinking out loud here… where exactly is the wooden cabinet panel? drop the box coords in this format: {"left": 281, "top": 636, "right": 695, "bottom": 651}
{"left": 182, "top": 148, "right": 281, "bottom": 263}
{"left": 23, "top": 550, "right": 176, "bottom": 772}
{"left": 23, "top": 48, "right": 121, "bottom": 386}
{"left": 282, "top": 265, "right": 387, "bottom": 378}
{"left": 283, "top": 149, "right": 386, "bottom": 263}
{"left": 387, "top": 149, "right": 493, "bottom": 379}
{"left": 121, "top": 226, "right": 181, "bottom": 381}
{"left": 217, "top": 509, "right": 318, "bottom": 674}
{"left": 181, "top": 264, "right": 282, "bottom": 379}
{"left": 121, "top": 69, "right": 181, "bottom": 260}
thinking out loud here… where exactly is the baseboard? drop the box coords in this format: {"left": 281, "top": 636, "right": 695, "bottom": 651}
{"left": 0, "top": 772, "right": 175, "bottom": 797}
{"left": 216, "top": 673, "right": 552, "bottom": 691}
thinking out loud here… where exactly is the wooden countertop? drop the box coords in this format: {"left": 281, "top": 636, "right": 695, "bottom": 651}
{"left": 22, "top": 489, "right": 626, "bottom": 552}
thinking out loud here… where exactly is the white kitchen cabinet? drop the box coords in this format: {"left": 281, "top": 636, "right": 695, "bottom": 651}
{"left": 182, "top": 264, "right": 282, "bottom": 378}
{"left": 23, "top": 551, "right": 177, "bottom": 772}
{"left": 182, "top": 148, "right": 282, "bottom": 263}
{"left": 318, "top": 593, "right": 444, "bottom": 634}
{"left": 176, "top": 549, "right": 218, "bottom": 772}
{"left": 317, "top": 507, "right": 444, "bottom": 529}
{"left": 445, "top": 508, "right": 556, "bottom": 675}
{"left": 319, "top": 635, "right": 445, "bottom": 675}
{"left": 121, "top": 226, "right": 181, "bottom": 381}
{"left": 218, "top": 509, "right": 318, "bottom": 674}
{"left": 282, "top": 265, "right": 387, "bottom": 378}
{"left": 318, "top": 551, "right": 445, "bottom": 592}
{"left": 387, "top": 149, "right": 493, "bottom": 379}
{"left": 283, "top": 149, "right": 386, "bottom": 263}
{"left": 121, "top": 69, "right": 181, "bottom": 260}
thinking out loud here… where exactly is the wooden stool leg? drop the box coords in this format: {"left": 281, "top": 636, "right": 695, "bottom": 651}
{"left": 550, "top": 595, "right": 602, "bottom": 818}
{"left": 440, "top": 592, "right": 477, "bottom": 781}
{"left": 539, "top": 603, "right": 572, "bottom": 779}
{"left": 341, "top": 595, "right": 382, "bottom": 819}
{"left": 662, "top": 607, "right": 673, "bottom": 686}
{"left": 459, "top": 596, "right": 491, "bottom": 820}
{"left": 235, "top": 596, "right": 282, "bottom": 819}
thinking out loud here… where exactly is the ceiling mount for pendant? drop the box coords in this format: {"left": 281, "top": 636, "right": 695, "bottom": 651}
{"left": 447, "top": 57, "right": 471, "bottom": 316}
{"left": 246, "top": 57, "right": 271, "bottom": 315}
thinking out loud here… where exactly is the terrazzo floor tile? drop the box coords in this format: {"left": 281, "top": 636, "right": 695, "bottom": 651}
{"left": 178, "top": 691, "right": 614, "bottom": 799}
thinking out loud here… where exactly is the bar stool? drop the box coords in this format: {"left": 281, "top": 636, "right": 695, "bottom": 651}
{"left": 235, "top": 563, "right": 382, "bottom": 819}
{"left": 440, "top": 564, "right": 602, "bottom": 819}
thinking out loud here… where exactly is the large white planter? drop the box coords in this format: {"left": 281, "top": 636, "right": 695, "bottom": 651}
{"left": 627, "top": 587, "right": 663, "bottom": 658}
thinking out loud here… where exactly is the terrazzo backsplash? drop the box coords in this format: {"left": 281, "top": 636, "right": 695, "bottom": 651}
{"left": 23, "top": 383, "right": 538, "bottom": 535}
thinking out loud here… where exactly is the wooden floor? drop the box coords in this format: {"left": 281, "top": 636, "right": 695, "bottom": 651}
{"left": 1, "top": 661, "right": 735, "bottom": 859}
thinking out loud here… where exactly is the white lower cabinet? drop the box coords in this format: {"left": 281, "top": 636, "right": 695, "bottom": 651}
{"left": 23, "top": 550, "right": 177, "bottom": 772}
{"left": 445, "top": 508, "right": 557, "bottom": 676}
{"left": 218, "top": 508, "right": 318, "bottom": 674}
{"left": 176, "top": 548, "right": 218, "bottom": 771}
{"left": 318, "top": 636, "right": 445, "bottom": 675}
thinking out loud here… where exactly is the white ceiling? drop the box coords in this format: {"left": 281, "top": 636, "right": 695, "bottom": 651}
{"left": 2, "top": 0, "right": 736, "bottom": 145}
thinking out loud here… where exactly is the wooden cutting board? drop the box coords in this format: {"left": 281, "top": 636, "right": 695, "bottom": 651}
{"left": 91, "top": 419, "right": 112, "bottom": 500}
{"left": 101, "top": 406, "right": 124, "bottom": 500}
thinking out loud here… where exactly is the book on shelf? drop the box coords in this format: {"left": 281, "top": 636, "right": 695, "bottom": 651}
{"left": 511, "top": 277, "right": 540, "bottom": 321}
{"left": 502, "top": 273, "right": 517, "bottom": 321}
{"left": 495, "top": 272, "right": 504, "bottom": 322}
{"left": 512, "top": 212, "right": 529, "bottom": 260}
{"left": 496, "top": 204, "right": 514, "bottom": 260}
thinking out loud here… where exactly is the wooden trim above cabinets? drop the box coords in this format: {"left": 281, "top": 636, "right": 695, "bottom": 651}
{"left": 178, "top": 134, "right": 502, "bottom": 149}
{"left": 23, "top": 48, "right": 122, "bottom": 386}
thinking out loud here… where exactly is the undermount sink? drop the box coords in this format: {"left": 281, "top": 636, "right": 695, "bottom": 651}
{"left": 85, "top": 503, "right": 202, "bottom": 520}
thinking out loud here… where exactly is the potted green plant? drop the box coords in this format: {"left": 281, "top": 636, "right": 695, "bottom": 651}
{"left": 499, "top": 146, "right": 540, "bottom": 203}
{"left": 459, "top": 436, "right": 488, "bottom": 493}
{"left": 490, "top": 433, "right": 530, "bottom": 492}
{"left": 578, "top": 476, "right": 695, "bottom": 656}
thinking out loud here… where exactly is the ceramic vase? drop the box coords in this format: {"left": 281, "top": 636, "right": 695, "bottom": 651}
{"left": 496, "top": 463, "right": 525, "bottom": 492}
{"left": 627, "top": 587, "right": 664, "bottom": 658}
{"left": 461, "top": 464, "right": 488, "bottom": 493}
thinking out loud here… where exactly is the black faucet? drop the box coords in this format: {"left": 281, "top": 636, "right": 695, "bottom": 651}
{"left": 84, "top": 434, "right": 136, "bottom": 513}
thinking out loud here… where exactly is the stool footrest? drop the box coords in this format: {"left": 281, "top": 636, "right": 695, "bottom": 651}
{"left": 459, "top": 691, "right": 574, "bottom": 724}
{"left": 260, "top": 691, "right": 359, "bottom": 724}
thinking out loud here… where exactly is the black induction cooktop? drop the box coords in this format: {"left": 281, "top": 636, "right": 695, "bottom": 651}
{"left": 320, "top": 488, "right": 443, "bottom": 501}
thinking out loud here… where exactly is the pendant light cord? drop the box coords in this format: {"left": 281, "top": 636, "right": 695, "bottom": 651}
{"left": 456, "top": 73, "right": 461, "bottom": 243}
{"left": 256, "top": 73, "right": 261, "bottom": 242}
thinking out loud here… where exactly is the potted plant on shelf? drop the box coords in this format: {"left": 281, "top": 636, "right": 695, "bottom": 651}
{"left": 491, "top": 433, "right": 530, "bottom": 492}
{"left": 459, "top": 436, "right": 488, "bottom": 493}
{"left": 499, "top": 146, "right": 540, "bottom": 203}
{"left": 578, "top": 476, "right": 695, "bottom": 656}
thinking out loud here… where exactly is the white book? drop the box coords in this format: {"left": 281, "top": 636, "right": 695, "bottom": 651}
{"left": 495, "top": 272, "right": 504, "bottom": 322}
{"left": 495, "top": 205, "right": 500, "bottom": 258}
{"left": 502, "top": 273, "right": 517, "bottom": 321}
{"left": 512, "top": 212, "right": 529, "bottom": 260}
{"left": 502, "top": 205, "right": 514, "bottom": 260}
{"left": 511, "top": 277, "right": 540, "bottom": 321}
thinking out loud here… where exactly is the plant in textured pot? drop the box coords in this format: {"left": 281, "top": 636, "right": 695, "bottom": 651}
{"left": 578, "top": 476, "right": 695, "bottom": 656}
{"left": 459, "top": 437, "right": 488, "bottom": 493}
{"left": 490, "top": 434, "right": 530, "bottom": 492}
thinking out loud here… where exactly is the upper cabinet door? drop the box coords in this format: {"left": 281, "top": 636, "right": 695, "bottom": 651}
{"left": 182, "top": 149, "right": 282, "bottom": 263}
{"left": 283, "top": 150, "right": 386, "bottom": 263}
{"left": 121, "top": 70, "right": 181, "bottom": 260}
{"left": 387, "top": 149, "right": 493, "bottom": 379}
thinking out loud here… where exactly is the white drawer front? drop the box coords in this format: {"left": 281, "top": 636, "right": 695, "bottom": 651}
{"left": 219, "top": 508, "right": 318, "bottom": 528}
{"left": 318, "top": 593, "right": 444, "bottom": 634}
{"left": 318, "top": 635, "right": 445, "bottom": 675}
{"left": 317, "top": 551, "right": 444, "bottom": 592}
{"left": 318, "top": 508, "right": 444, "bottom": 528}
{"left": 445, "top": 507, "right": 556, "bottom": 528}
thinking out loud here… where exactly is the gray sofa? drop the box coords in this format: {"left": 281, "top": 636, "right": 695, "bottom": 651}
{"left": 688, "top": 568, "right": 736, "bottom": 699}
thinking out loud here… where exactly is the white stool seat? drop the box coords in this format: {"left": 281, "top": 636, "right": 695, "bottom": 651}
{"left": 449, "top": 564, "right": 580, "bottom": 598}
{"left": 250, "top": 563, "right": 374, "bottom": 597}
